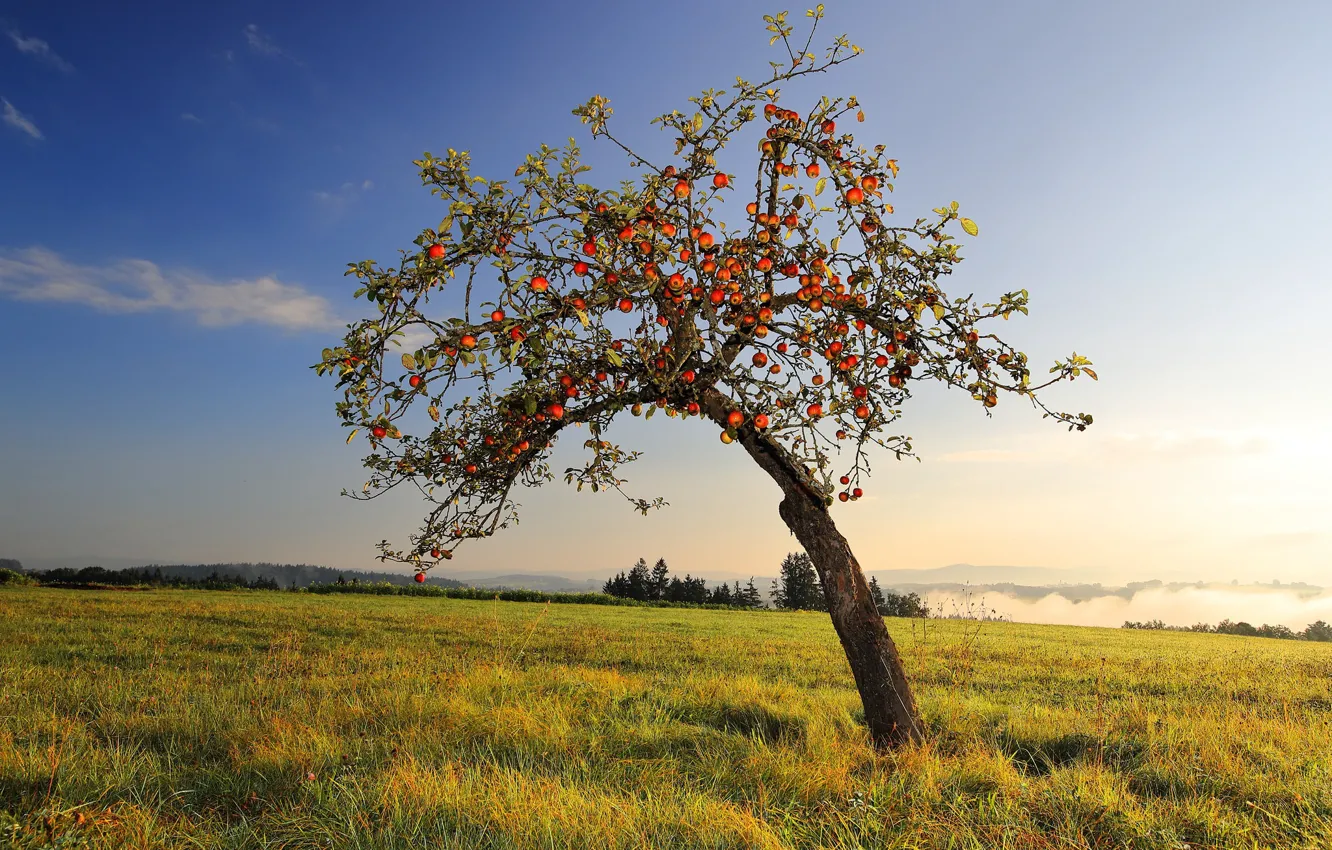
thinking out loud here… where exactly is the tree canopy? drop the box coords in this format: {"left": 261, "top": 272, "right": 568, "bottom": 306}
{"left": 314, "top": 6, "right": 1094, "bottom": 577}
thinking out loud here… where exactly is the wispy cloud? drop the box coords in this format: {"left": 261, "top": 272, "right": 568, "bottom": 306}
{"left": 0, "top": 247, "right": 342, "bottom": 332}
{"left": 388, "top": 325, "right": 437, "bottom": 353}
{"left": 313, "top": 179, "right": 374, "bottom": 210}
{"left": 1, "top": 98, "right": 42, "bottom": 140}
{"left": 243, "top": 23, "right": 281, "bottom": 56}
{"left": 1099, "top": 429, "right": 1268, "bottom": 460}
{"left": 243, "top": 24, "right": 304, "bottom": 67}
{"left": 180, "top": 112, "right": 203, "bottom": 124}
{"left": 938, "top": 427, "right": 1275, "bottom": 468}
{"left": 5, "top": 29, "right": 74, "bottom": 73}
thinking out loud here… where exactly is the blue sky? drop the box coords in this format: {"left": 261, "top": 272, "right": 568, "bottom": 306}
{"left": 2, "top": 0, "right": 1330, "bottom": 587}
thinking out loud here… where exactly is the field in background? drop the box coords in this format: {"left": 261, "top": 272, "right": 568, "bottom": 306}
{"left": 1, "top": 588, "right": 1330, "bottom": 849}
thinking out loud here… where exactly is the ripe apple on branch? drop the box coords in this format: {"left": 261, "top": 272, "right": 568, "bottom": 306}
{"left": 314, "top": 5, "right": 1095, "bottom": 751}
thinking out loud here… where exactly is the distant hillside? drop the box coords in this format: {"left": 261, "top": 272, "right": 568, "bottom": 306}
{"left": 467, "top": 574, "right": 606, "bottom": 593}
{"left": 122, "top": 562, "right": 466, "bottom": 589}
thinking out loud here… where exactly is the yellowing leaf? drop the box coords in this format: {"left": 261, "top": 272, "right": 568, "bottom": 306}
{"left": 576, "top": 309, "right": 590, "bottom": 328}
{"left": 857, "top": 110, "right": 865, "bottom": 122}
{"left": 1084, "top": 368, "right": 1098, "bottom": 381}
{"left": 931, "top": 304, "right": 945, "bottom": 321}
{"left": 428, "top": 405, "right": 440, "bottom": 422}
{"left": 347, "top": 429, "right": 358, "bottom": 444}
{"left": 960, "top": 218, "right": 979, "bottom": 237}
{"left": 815, "top": 177, "right": 827, "bottom": 196}
{"left": 401, "top": 353, "right": 417, "bottom": 370}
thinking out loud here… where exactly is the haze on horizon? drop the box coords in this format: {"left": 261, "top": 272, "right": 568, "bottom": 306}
{"left": 3, "top": 2, "right": 1329, "bottom": 611}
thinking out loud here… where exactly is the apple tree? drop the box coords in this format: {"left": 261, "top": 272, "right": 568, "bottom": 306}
{"left": 314, "top": 7, "right": 1095, "bottom": 750}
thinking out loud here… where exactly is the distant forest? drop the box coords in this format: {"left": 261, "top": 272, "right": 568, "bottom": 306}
{"left": 601, "top": 554, "right": 930, "bottom": 617}
{"left": 0, "top": 560, "right": 465, "bottom": 590}
{"left": 1124, "top": 618, "right": 1332, "bottom": 643}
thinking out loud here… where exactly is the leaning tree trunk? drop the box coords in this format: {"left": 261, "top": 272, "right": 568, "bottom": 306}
{"left": 775, "top": 485, "right": 924, "bottom": 749}
{"left": 703, "top": 391, "right": 924, "bottom": 749}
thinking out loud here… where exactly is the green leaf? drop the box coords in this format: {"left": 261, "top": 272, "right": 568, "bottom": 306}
{"left": 960, "top": 218, "right": 979, "bottom": 237}
{"left": 606, "top": 349, "right": 624, "bottom": 367}
{"left": 645, "top": 405, "right": 656, "bottom": 420}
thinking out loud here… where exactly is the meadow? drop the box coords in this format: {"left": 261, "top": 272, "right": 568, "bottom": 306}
{"left": 1, "top": 587, "right": 1329, "bottom": 849}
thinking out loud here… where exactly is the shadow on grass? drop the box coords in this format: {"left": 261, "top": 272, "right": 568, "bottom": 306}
{"left": 701, "top": 704, "right": 808, "bottom": 747}
{"left": 997, "top": 730, "right": 1145, "bottom": 776}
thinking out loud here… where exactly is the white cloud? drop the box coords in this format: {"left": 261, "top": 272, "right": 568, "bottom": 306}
{"left": 0, "top": 247, "right": 342, "bottom": 332}
{"left": 180, "top": 112, "right": 203, "bottom": 124}
{"left": 5, "top": 29, "right": 74, "bottom": 73}
{"left": 1099, "top": 429, "right": 1268, "bottom": 460}
{"left": 243, "top": 24, "right": 281, "bottom": 56}
{"left": 313, "top": 179, "right": 374, "bottom": 210}
{"left": 388, "top": 326, "right": 437, "bottom": 352}
{"left": 1, "top": 98, "right": 42, "bottom": 140}
{"left": 936, "top": 427, "right": 1276, "bottom": 469}
{"left": 243, "top": 24, "right": 304, "bottom": 67}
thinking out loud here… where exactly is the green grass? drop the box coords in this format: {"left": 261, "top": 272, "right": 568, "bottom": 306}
{"left": 1, "top": 587, "right": 1329, "bottom": 849}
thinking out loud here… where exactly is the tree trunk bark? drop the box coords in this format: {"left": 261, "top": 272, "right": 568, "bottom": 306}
{"left": 775, "top": 486, "right": 924, "bottom": 749}
{"left": 701, "top": 390, "right": 924, "bottom": 749}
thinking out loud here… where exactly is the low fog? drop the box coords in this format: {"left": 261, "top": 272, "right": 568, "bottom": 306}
{"left": 922, "top": 584, "right": 1332, "bottom": 630}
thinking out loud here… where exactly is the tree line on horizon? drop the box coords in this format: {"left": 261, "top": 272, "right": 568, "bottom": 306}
{"left": 6, "top": 559, "right": 1322, "bottom": 640}
{"left": 0, "top": 561, "right": 466, "bottom": 590}
{"left": 602, "top": 552, "right": 930, "bottom": 617}
{"left": 602, "top": 558, "right": 765, "bottom": 607}
{"left": 1124, "top": 618, "right": 1332, "bottom": 643}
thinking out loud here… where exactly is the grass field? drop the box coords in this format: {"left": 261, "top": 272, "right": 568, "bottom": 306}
{"left": 1, "top": 587, "right": 1330, "bottom": 849}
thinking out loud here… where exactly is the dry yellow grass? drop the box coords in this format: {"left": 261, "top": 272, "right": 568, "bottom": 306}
{"left": 1, "top": 587, "right": 1329, "bottom": 848}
